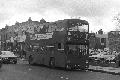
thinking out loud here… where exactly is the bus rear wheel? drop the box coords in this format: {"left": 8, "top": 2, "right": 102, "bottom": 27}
{"left": 49, "top": 57, "right": 55, "bottom": 68}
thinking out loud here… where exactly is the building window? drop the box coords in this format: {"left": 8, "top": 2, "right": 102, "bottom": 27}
{"left": 101, "top": 38, "right": 106, "bottom": 43}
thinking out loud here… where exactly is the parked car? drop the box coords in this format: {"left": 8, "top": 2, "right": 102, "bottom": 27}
{"left": 0, "top": 51, "right": 18, "bottom": 64}
{"left": 89, "top": 51, "right": 116, "bottom": 62}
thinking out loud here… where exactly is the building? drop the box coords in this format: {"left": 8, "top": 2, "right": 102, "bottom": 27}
{"left": 0, "top": 17, "right": 46, "bottom": 50}
{"left": 0, "top": 17, "right": 47, "bottom": 57}
{"left": 0, "top": 29, "right": 2, "bottom": 50}
{"left": 108, "top": 31, "right": 120, "bottom": 52}
{"left": 89, "top": 33, "right": 96, "bottom": 49}
{"left": 89, "top": 29, "right": 109, "bottom": 50}
{"left": 0, "top": 28, "right": 7, "bottom": 50}
{"left": 95, "top": 33, "right": 108, "bottom": 50}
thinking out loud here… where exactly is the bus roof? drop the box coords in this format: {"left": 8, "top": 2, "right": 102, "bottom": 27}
{"left": 44, "top": 19, "right": 89, "bottom": 25}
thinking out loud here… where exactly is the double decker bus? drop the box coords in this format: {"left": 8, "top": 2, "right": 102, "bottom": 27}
{"left": 25, "top": 19, "right": 89, "bottom": 70}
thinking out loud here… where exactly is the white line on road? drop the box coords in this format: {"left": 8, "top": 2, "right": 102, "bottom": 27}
{"left": 60, "top": 76, "right": 64, "bottom": 79}
{"left": 65, "top": 77, "right": 69, "bottom": 80}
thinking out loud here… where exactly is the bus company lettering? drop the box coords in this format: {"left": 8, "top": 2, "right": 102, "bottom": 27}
{"left": 30, "top": 32, "right": 53, "bottom": 40}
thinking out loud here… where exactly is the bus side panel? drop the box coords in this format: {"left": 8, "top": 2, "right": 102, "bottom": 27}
{"left": 42, "top": 49, "right": 67, "bottom": 68}
{"left": 26, "top": 51, "right": 31, "bottom": 60}
{"left": 43, "top": 51, "right": 51, "bottom": 66}
{"left": 33, "top": 53, "right": 44, "bottom": 64}
{"left": 25, "top": 51, "right": 37, "bottom": 64}
{"left": 54, "top": 51, "right": 66, "bottom": 68}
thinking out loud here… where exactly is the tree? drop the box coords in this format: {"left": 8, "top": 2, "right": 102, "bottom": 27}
{"left": 113, "top": 13, "right": 120, "bottom": 30}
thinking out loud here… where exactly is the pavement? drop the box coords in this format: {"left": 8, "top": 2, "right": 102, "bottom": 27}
{"left": 88, "top": 65, "right": 120, "bottom": 75}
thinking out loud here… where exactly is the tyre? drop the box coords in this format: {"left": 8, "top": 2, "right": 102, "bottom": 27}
{"left": 49, "top": 58, "right": 55, "bottom": 68}
{"left": 65, "top": 64, "right": 71, "bottom": 70}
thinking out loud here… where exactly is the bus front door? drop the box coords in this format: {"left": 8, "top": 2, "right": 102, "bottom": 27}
{"left": 66, "top": 45, "right": 89, "bottom": 69}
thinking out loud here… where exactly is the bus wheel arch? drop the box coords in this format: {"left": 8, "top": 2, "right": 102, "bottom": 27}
{"left": 29, "top": 55, "right": 34, "bottom": 65}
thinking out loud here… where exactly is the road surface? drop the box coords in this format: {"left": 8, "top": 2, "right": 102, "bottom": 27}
{"left": 0, "top": 63, "right": 120, "bottom": 80}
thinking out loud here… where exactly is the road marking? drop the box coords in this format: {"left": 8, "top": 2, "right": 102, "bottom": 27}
{"left": 65, "top": 77, "right": 69, "bottom": 80}
{"left": 28, "top": 68, "right": 32, "bottom": 71}
{"left": 60, "top": 76, "right": 64, "bottom": 79}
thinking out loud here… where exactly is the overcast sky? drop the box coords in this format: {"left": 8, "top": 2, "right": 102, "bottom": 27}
{"left": 0, "top": 0, "right": 120, "bottom": 32}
